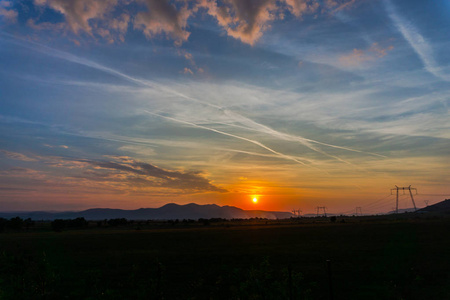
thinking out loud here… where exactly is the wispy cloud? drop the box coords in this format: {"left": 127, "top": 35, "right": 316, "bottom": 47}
{"left": 325, "top": 0, "right": 357, "bottom": 14}
{"left": 219, "top": 109, "right": 385, "bottom": 159}
{"left": 0, "top": 150, "right": 226, "bottom": 193}
{"left": 384, "top": 0, "right": 450, "bottom": 81}
{"left": 27, "top": 0, "right": 195, "bottom": 45}
{"left": 182, "top": 67, "right": 194, "bottom": 75}
{"left": 0, "top": 150, "right": 37, "bottom": 162}
{"left": 15, "top": 0, "right": 360, "bottom": 46}
{"left": 284, "top": 0, "right": 319, "bottom": 17}
{"left": 198, "top": 0, "right": 279, "bottom": 45}
{"left": 2, "top": 34, "right": 384, "bottom": 162}
{"left": 33, "top": 0, "right": 129, "bottom": 43}
{"left": 134, "top": 0, "right": 193, "bottom": 46}
{"left": 84, "top": 156, "right": 227, "bottom": 192}
{"left": 144, "top": 110, "right": 314, "bottom": 168}
{"left": 0, "top": 0, "right": 17, "bottom": 23}
{"left": 34, "top": 0, "right": 117, "bottom": 35}
{"left": 339, "top": 42, "right": 394, "bottom": 68}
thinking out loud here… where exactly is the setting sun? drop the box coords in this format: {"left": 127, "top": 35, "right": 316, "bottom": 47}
{"left": 252, "top": 198, "right": 258, "bottom": 203}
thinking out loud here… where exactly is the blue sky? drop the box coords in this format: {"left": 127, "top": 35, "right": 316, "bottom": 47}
{"left": 0, "top": 0, "right": 449, "bottom": 213}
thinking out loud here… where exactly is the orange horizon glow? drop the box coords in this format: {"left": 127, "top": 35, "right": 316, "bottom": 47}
{"left": 1, "top": 153, "right": 449, "bottom": 214}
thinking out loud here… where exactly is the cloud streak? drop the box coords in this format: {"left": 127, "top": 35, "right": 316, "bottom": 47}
{"left": 219, "top": 109, "right": 385, "bottom": 159}
{"left": 12, "top": 33, "right": 391, "bottom": 166}
{"left": 1, "top": 32, "right": 386, "bottom": 169}
{"left": 1, "top": 150, "right": 37, "bottom": 162}
{"left": 0, "top": 150, "right": 226, "bottom": 193}
{"left": 339, "top": 42, "right": 394, "bottom": 68}
{"left": 144, "top": 110, "right": 320, "bottom": 168}
{"left": 384, "top": 0, "right": 450, "bottom": 81}
{"left": 84, "top": 156, "right": 227, "bottom": 192}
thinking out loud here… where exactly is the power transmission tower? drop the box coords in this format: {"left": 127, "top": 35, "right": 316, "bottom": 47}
{"left": 292, "top": 209, "right": 302, "bottom": 218}
{"left": 424, "top": 200, "right": 429, "bottom": 206}
{"left": 316, "top": 206, "right": 327, "bottom": 217}
{"left": 355, "top": 207, "right": 362, "bottom": 216}
{"left": 390, "top": 185, "right": 418, "bottom": 213}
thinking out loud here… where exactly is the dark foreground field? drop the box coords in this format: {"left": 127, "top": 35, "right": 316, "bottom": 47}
{"left": 1, "top": 217, "right": 449, "bottom": 299}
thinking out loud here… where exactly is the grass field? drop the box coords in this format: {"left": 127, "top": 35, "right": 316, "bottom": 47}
{"left": 1, "top": 217, "right": 449, "bottom": 299}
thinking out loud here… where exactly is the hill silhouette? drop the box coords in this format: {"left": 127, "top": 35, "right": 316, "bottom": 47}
{"left": 417, "top": 199, "right": 450, "bottom": 214}
{"left": 0, "top": 203, "right": 293, "bottom": 221}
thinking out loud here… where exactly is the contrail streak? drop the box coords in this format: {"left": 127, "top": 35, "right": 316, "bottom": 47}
{"left": 219, "top": 110, "right": 385, "bottom": 163}
{"left": 143, "top": 110, "right": 320, "bottom": 168}
{"left": 383, "top": 0, "right": 449, "bottom": 82}
{"left": 0, "top": 33, "right": 223, "bottom": 108}
{"left": 1, "top": 32, "right": 384, "bottom": 162}
{"left": 220, "top": 148, "right": 314, "bottom": 162}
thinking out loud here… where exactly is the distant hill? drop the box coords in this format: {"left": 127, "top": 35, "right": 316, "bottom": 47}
{"left": 0, "top": 203, "right": 293, "bottom": 221}
{"left": 387, "top": 208, "right": 417, "bottom": 214}
{"left": 416, "top": 199, "right": 450, "bottom": 214}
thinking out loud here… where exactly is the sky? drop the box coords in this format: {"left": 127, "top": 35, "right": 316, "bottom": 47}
{"left": 0, "top": 0, "right": 449, "bottom": 214}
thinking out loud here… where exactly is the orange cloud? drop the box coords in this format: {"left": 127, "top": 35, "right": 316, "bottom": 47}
{"left": 178, "top": 49, "right": 205, "bottom": 74}
{"left": 98, "top": 13, "right": 130, "bottom": 43}
{"left": 27, "top": 19, "right": 66, "bottom": 31}
{"left": 182, "top": 67, "right": 194, "bottom": 75}
{"left": 339, "top": 42, "right": 394, "bottom": 67}
{"left": 0, "top": 150, "right": 37, "bottom": 162}
{"left": 283, "top": 0, "right": 319, "bottom": 17}
{"left": 134, "top": 0, "right": 192, "bottom": 45}
{"left": 325, "top": 0, "right": 357, "bottom": 13}
{"left": 0, "top": 1, "right": 18, "bottom": 23}
{"left": 197, "top": 0, "right": 326, "bottom": 45}
{"left": 32, "top": 0, "right": 130, "bottom": 43}
{"left": 198, "top": 0, "right": 278, "bottom": 46}
{"left": 26, "top": 0, "right": 360, "bottom": 46}
{"left": 34, "top": 0, "right": 119, "bottom": 35}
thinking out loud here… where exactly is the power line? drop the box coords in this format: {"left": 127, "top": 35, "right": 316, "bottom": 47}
{"left": 367, "top": 194, "right": 407, "bottom": 212}
{"left": 362, "top": 194, "right": 393, "bottom": 209}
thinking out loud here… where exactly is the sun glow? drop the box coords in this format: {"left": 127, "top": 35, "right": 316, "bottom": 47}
{"left": 252, "top": 197, "right": 258, "bottom": 203}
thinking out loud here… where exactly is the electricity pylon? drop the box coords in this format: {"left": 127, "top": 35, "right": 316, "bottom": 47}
{"left": 291, "top": 209, "right": 302, "bottom": 218}
{"left": 355, "top": 207, "right": 362, "bottom": 216}
{"left": 391, "top": 185, "right": 418, "bottom": 213}
{"left": 316, "top": 206, "right": 327, "bottom": 217}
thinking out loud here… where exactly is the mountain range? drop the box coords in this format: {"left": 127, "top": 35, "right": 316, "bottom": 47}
{"left": 0, "top": 203, "right": 294, "bottom": 221}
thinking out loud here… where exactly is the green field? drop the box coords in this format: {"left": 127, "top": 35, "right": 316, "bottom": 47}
{"left": 1, "top": 217, "right": 450, "bottom": 299}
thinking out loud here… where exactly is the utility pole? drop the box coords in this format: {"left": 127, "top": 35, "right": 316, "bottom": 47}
{"left": 391, "top": 185, "right": 418, "bottom": 213}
